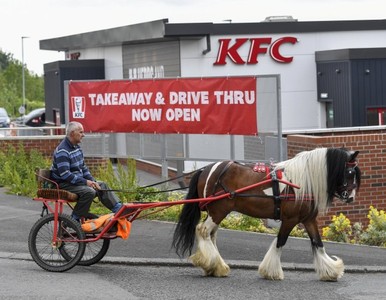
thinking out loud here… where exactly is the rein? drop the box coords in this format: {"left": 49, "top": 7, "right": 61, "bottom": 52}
{"left": 97, "top": 168, "right": 204, "bottom": 195}
{"left": 98, "top": 157, "right": 358, "bottom": 207}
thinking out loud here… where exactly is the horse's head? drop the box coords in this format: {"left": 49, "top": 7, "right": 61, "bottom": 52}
{"left": 334, "top": 150, "right": 361, "bottom": 204}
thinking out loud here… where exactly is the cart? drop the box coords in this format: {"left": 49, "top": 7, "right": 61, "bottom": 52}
{"left": 28, "top": 169, "right": 299, "bottom": 272}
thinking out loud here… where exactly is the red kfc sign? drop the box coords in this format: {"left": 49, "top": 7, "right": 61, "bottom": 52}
{"left": 214, "top": 36, "right": 298, "bottom": 65}
{"left": 68, "top": 77, "right": 258, "bottom": 135}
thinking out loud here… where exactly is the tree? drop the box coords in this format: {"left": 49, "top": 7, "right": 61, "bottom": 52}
{"left": 0, "top": 50, "right": 14, "bottom": 71}
{"left": 0, "top": 49, "right": 44, "bottom": 117}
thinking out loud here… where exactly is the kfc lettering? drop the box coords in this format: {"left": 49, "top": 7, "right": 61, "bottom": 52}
{"left": 214, "top": 36, "right": 298, "bottom": 65}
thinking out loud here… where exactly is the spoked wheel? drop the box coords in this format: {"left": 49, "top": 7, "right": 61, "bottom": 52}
{"left": 60, "top": 235, "right": 110, "bottom": 266}
{"left": 28, "top": 213, "right": 85, "bottom": 272}
{"left": 59, "top": 213, "right": 110, "bottom": 266}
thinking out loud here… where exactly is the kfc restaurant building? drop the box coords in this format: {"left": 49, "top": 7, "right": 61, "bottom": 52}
{"left": 40, "top": 18, "right": 386, "bottom": 166}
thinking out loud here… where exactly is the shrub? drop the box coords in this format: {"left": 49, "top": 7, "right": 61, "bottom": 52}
{"left": 359, "top": 206, "right": 386, "bottom": 247}
{"left": 322, "top": 213, "right": 352, "bottom": 243}
{"left": 140, "top": 192, "right": 185, "bottom": 222}
{"left": 289, "top": 225, "right": 308, "bottom": 238}
{"left": 322, "top": 207, "right": 386, "bottom": 247}
{"left": 0, "top": 144, "right": 50, "bottom": 196}
{"left": 221, "top": 213, "right": 272, "bottom": 233}
{"left": 95, "top": 158, "right": 138, "bottom": 203}
{"left": 91, "top": 158, "right": 172, "bottom": 215}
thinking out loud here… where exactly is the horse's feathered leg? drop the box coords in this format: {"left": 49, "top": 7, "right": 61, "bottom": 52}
{"left": 258, "top": 218, "right": 297, "bottom": 280}
{"left": 190, "top": 215, "right": 230, "bottom": 277}
{"left": 303, "top": 219, "right": 344, "bottom": 281}
{"left": 258, "top": 237, "right": 283, "bottom": 280}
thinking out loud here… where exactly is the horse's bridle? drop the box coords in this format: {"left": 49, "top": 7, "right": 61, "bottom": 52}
{"left": 335, "top": 161, "right": 358, "bottom": 203}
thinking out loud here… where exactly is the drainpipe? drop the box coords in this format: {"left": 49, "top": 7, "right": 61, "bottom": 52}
{"left": 202, "top": 34, "right": 211, "bottom": 55}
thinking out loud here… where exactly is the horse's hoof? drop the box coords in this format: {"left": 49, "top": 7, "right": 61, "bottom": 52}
{"left": 258, "top": 268, "right": 284, "bottom": 280}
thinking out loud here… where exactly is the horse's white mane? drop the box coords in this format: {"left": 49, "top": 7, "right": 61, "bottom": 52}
{"left": 274, "top": 148, "right": 329, "bottom": 213}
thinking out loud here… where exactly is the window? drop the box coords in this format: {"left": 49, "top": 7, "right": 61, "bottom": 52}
{"left": 367, "top": 108, "right": 386, "bottom": 126}
{"left": 326, "top": 102, "right": 334, "bottom": 128}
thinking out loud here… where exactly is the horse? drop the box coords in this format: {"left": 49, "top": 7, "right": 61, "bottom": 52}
{"left": 172, "top": 147, "right": 361, "bottom": 281}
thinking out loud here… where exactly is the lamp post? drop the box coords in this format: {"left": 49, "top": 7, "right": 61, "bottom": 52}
{"left": 21, "top": 36, "right": 29, "bottom": 116}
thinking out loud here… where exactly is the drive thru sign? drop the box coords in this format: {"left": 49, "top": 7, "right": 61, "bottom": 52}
{"left": 68, "top": 76, "right": 258, "bottom": 135}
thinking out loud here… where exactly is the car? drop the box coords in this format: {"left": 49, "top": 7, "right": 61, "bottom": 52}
{"left": 14, "top": 108, "right": 45, "bottom": 127}
{"left": 0, "top": 107, "right": 11, "bottom": 128}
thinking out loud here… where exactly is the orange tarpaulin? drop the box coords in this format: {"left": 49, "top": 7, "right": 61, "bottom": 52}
{"left": 81, "top": 213, "right": 131, "bottom": 239}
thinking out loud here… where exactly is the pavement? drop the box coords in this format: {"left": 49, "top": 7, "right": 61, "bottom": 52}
{"left": 0, "top": 168, "right": 385, "bottom": 274}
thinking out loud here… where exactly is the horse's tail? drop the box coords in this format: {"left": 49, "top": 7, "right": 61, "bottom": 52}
{"left": 172, "top": 168, "right": 203, "bottom": 257}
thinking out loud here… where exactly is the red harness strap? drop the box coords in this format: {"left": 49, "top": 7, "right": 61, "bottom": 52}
{"left": 199, "top": 162, "right": 285, "bottom": 211}
{"left": 199, "top": 190, "right": 226, "bottom": 211}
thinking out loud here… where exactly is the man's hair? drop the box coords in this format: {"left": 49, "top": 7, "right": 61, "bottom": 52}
{"left": 66, "top": 121, "right": 82, "bottom": 137}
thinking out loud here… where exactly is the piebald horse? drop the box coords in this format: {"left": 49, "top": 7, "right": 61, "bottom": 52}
{"left": 172, "top": 147, "right": 361, "bottom": 281}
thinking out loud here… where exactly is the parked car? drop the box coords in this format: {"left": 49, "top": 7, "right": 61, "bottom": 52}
{"left": 14, "top": 108, "right": 45, "bottom": 127}
{"left": 0, "top": 107, "right": 11, "bottom": 128}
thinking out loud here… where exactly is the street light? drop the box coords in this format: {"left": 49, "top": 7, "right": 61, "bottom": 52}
{"left": 21, "top": 36, "right": 29, "bottom": 116}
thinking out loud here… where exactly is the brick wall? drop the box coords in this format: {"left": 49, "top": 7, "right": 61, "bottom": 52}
{"left": 0, "top": 136, "right": 108, "bottom": 173}
{"left": 286, "top": 130, "right": 386, "bottom": 229}
{"left": 2, "top": 131, "right": 385, "bottom": 230}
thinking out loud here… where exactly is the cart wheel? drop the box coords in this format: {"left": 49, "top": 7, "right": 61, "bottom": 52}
{"left": 60, "top": 236, "right": 110, "bottom": 266}
{"left": 28, "top": 213, "right": 85, "bottom": 272}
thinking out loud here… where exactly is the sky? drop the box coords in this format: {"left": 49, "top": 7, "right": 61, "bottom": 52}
{"left": 1, "top": 0, "right": 385, "bottom": 75}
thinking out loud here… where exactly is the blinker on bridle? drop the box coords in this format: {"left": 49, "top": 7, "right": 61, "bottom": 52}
{"left": 336, "top": 161, "right": 358, "bottom": 202}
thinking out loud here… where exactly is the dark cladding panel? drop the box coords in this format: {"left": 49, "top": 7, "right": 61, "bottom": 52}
{"left": 351, "top": 58, "right": 386, "bottom": 126}
{"left": 43, "top": 65, "right": 62, "bottom": 125}
{"left": 122, "top": 41, "right": 180, "bottom": 79}
{"left": 44, "top": 60, "right": 105, "bottom": 124}
{"left": 316, "top": 61, "right": 351, "bottom": 127}
{"left": 316, "top": 48, "right": 386, "bottom": 127}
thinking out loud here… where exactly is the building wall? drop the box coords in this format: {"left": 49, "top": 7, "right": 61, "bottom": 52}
{"left": 122, "top": 41, "right": 181, "bottom": 79}
{"left": 178, "top": 30, "right": 386, "bottom": 131}
{"left": 44, "top": 60, "right": 105, "bottom": 124}
{"left": 47, "top": 22, "right": 386, "bottom": 131}
{"left": 179, "top": 34, "right": 323, "bottom": 130}
{"left": 316, "top": 57, "right": 386, "bottom": 127}
{"left": 351, "top": 58, "right": 386, "bottom": 126}
{"left": 76, "top": 46, "right": 123, "bottom": 79}
{"left": 316, "top": 61, "right": 351, "bottom": 127}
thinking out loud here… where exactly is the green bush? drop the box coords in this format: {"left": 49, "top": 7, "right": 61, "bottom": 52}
{"left": 322, "top": 206, "right": 386, "bottom": 247}
{"left": 95, "top": 158, "right": 138, "bottom": 203}
{"left": 322, "top": 213, "right": 352, "bottom": 243}
{"left": 140, "top": 192, "right": 185, "bottom": 222}
{"left": 359, "top": 206, "right": 386, "bottom": 247}
{"left": 221, "top": 213, "right": 272, "bottom": 233}
{"left": 0, "top": 144, "right": 50, "bottom": 196}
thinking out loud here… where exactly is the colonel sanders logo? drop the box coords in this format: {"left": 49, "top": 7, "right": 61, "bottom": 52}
{"left": 71, "top": 96, "right": 85, "bottom": 118}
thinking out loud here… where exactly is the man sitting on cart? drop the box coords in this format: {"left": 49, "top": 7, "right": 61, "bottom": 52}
{"left": 50, "top": 121, "right": 122, "bottom": 221}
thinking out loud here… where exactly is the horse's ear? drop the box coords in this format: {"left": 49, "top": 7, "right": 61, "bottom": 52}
{"left": 349, "top": 150, "right": 359, "bottom": 161}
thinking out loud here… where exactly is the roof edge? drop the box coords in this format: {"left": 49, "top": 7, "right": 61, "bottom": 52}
{"left": 40, "top": 19, "right": 169, "bottom": 51}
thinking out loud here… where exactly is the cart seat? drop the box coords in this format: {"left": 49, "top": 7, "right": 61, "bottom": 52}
{"left": 36, "top": 169, "right": 78, "bottom": 201}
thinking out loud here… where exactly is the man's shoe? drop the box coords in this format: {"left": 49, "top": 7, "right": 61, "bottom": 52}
{"left": 71, "top": 213, "right": 80, "bottom": 222}
{"left": 112, "top": 203, "right": 123, "bottom": 213}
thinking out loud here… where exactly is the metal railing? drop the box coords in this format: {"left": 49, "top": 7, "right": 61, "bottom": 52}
{"left": 0, "top": 125, "right": 65, "bottom": 138}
